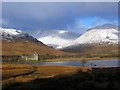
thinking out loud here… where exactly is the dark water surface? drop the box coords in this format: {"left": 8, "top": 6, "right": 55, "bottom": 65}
{"left": 33, "top": 60, "right": 120, "bottom": 68}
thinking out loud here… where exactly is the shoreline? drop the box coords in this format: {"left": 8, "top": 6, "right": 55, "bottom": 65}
{"left": 44, "top": 57, "right": 118, "bottom": 62}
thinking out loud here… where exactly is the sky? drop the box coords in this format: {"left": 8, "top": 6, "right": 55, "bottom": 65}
{"left": 1, "top": 2, "right": 118, "bottom": 34}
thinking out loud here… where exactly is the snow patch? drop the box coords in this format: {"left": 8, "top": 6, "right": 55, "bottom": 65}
{"left": 0, "top": 27, "right": 22, "bottom": 35}
{"left": 61, "top": 28, "right": 119, "bottom": 49}
{"left": 59, "top": 30, "right": 68, "bottom": 34}
{"left": 38, "top": 36, "right": 70, "bottom": 48}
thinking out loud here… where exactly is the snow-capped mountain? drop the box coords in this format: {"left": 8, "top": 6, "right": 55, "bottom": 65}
{"left": 0, "top": 27, "right": 40, "bottom": 43}
{"left": 27, "top": 29, "right": 79, "bottom": 49}
{"left": 61, "top": 24, "right": 119, "bottom": 50}
{"left": 1, "top": 27, "right": 68, "bottom": 56}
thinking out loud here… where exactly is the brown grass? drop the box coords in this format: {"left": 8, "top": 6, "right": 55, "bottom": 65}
{"left": 2, "top": 64, "right": 119, "bottom": 89}
{"left": 2, "top": 63, "right": 90, "bottom": 88}
{"left": 63, "top": 44, "right": 119, "bottom": 57}
{"left": 2, "top": 64, "right": 35, "bottom": 79}
{"left": 2, "top": 40, "right": 72, "bottom": 56}
{"left": 36, "top": 66, "right": 90, "bottom": 78}
{"left": 45, "top": 57, "right": 118, "bottom": 62}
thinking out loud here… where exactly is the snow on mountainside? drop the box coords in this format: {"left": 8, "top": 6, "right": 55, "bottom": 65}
{"left": 61, "top": 24, "right": 119, "bottom": 49}
{"left": 0, "top": 27, "right": 22, "bottom": 35}
{"left": 38, "top": 36, "right": 70, "bottom": 49}
{"left": 0, "top": 27, "right": 40, "bottom": 43}
{"left": 27, "top": 29, "right": 79, "bottom": 49}
{"left": 1, "top": 27, "right": 68, "bottom": 56}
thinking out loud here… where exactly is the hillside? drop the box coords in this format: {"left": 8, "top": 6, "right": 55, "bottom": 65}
{"left": 2, "top": 40, "right": 67, "bottom": 56}
{"left": 61, "top": 24, "right": 118, "bottom": 49}
{"left": 60, "top": 24, "right": 119, "bottom": 57}
{"left": 1, "top": 27, "right": 68, "bottom": 56}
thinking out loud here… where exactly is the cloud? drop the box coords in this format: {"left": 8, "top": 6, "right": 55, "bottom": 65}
{"left": 67, "top": 19, "right": 88, "bottom": 34}
{"left": 2, "top": 2, "right": 118, "bottom": 33}
{"left": 91, "top": 18, "right": 118, "bottom": 27}
{"left": 0, "top": 19, "right": 2, "bottom": 27}
{"left": 2, "top": 0, "right": 119, "bottom": 2}
{"left": 67, "top": 17, "right": 118, "bottom": 34}
{"left": 0, "top": 18, "right": 9, "bottom": 27}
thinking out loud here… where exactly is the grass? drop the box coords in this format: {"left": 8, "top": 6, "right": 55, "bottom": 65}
{"left": 2, "top": 64, "right": 36, "bottom": 88}
{"left": 2, "top": 63, "right": 90, "bottom": 89}
{"left": 2, "top": 65, "right": 35, "bottom": 79}
{"left": 2, "top": 40, "right": 69, "bottom": 56}
{"left": 44, "top": 57, "right": 118, "bottom": 62}
{"left": 2, "top": 63, "right": 120, "bottom": 89}
{"left": 7, "top": 56, "right": 117, "bottom": 63}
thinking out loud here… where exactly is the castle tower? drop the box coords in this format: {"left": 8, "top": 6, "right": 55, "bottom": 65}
{"left": 33, "top": 52, "right": 38, "bottom": 60}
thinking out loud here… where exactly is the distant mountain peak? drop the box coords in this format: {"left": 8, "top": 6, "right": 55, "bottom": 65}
{"left": 88, "top": 24, "right": 118, "bottom": 31}
{"left": 0, "top": 27, "right": 40, "bottom": 43}
{"left": 0, "top": 27, "right": 22, "bottom": 35}
{"left": 60, "top": 24, "right": 119, "bottom": 50}
{"left": 26, "top": 29, "right": 79, "bottom": 49}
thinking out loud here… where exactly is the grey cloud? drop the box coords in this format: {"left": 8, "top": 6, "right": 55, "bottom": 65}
{"left": 2, "top": 0, "right": 119, "bottom": 2}
{"left": 2, "top": 2, "right": 118, "bottom": 31}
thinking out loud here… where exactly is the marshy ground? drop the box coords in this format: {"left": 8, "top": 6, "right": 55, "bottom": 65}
{"left": 1, "top": 63, "right": 120, "bottom": 89}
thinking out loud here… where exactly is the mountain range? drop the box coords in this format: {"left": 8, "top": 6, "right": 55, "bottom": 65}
{"left": 27, "top": 24, "right": 119, "bottom": 50}
{"left": 27, "top": 29, "right": 79, "bottom": 49}
{"left": 0, "top": 27, "right": 67, "bottom": 56}
{"left": 1, "top": 24, "right": 119, "bottom": 56}
{"left": 61, "top": 24, "right": 118, "bottom": 50}
{"left": 59, "top": 24, "right": 119, "bottom": 57}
